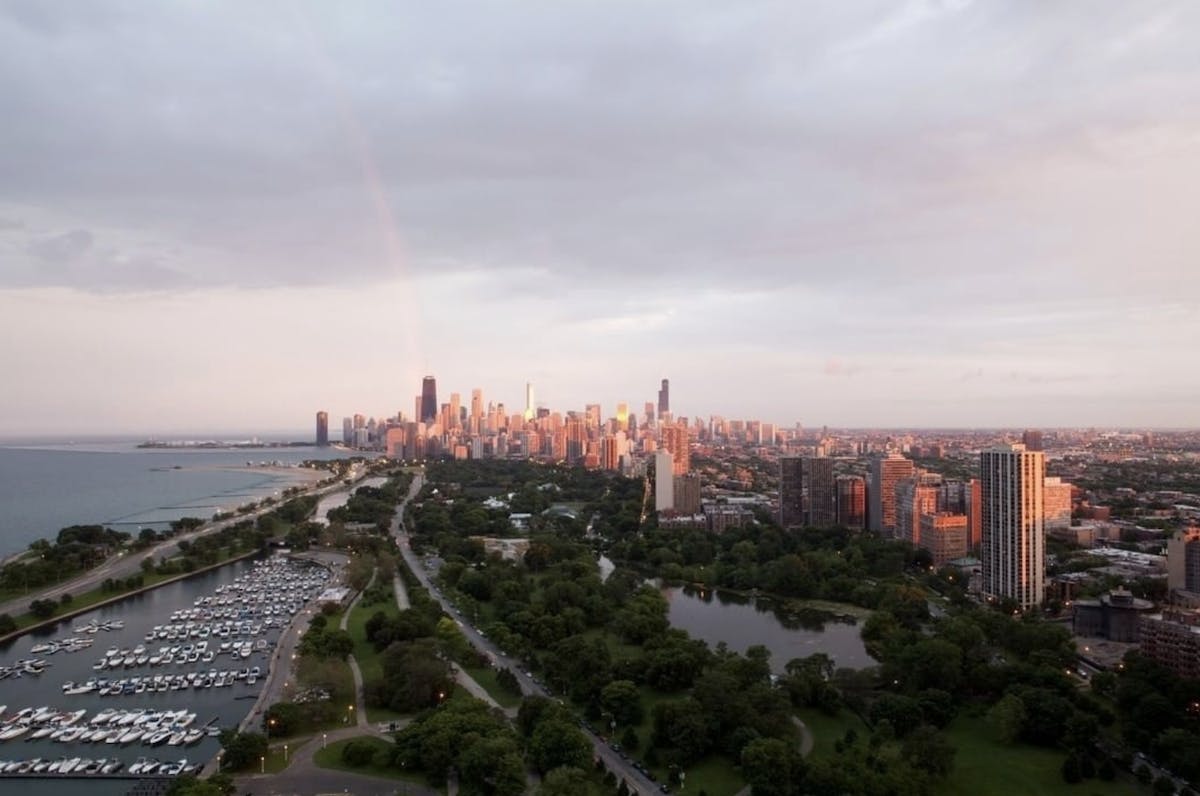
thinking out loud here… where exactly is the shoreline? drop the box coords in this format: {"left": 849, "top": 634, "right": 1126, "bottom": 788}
{"left": 0, "top": 545, "right": 264, "bottom": 646}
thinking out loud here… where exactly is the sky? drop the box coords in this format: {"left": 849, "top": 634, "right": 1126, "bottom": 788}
{"left": 1, "top": 0, "right": 1198, "bottom": 435}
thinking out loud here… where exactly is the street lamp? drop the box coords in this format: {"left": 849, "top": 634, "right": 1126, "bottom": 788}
{"left": 284, "top": 743, "right": 288, "bottom": 762}
{"left": 323, "top": 732, "right": 328, "bottom": 749}
{"left": 260, "top": 755, "right": 265, "bottom": 774}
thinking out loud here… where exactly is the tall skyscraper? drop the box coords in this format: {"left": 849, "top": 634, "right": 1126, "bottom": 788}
{"left": 894, "top": 472, "right": 942, "bottom": 546}
{"left": 836, "top": 475, "right": 867, "bottom": 530}
{"left": 315, "top": 411, "right": 329, "bottom": 447}
{"left": 658, "top": 378, "right": 670, "bottom": 415}
{"left": 663, "top": 423, "right": 689, "bottom": 475}
{"left": 420, "top": 376, "right": 438, "bottom": 424}
{"left": 780, "top": 457, "right": 805, "bottom": 528}
{"left": 1021, "top": 429, "right": 1044, "bottom": 452}
{"left": 869, "top": 454, "right": 915, "bottom": 535}
{"left": 471, "top": 389, "right": 483, "bottom": 422}
{"left": 524, "top": 382, "right": 535, "bottom": 421}
{"left": 616, "top": 402, "right": 629, "bottom": 430}
{"left": 779, "top": 457, "right": 836, "bottom": 529}
{"left": 449, "top": 393, "right": 461, "bottom": 429}
{"left": 654, "top": 450, "right": 674, "bottom": 512}
{"left": 981, "top": 443, "right": 1046, "bottom": 610}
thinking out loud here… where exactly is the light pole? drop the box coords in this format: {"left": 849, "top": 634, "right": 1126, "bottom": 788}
{"left": 260, "top": 755, "right": 265, "bottom": 774}
{"left": 323, "top": 732, "right": 328, "bottom": 749}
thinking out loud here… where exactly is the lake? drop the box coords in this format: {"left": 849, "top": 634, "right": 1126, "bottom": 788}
{"left": 663, "top": 585, "right": 875, "bottom": 673}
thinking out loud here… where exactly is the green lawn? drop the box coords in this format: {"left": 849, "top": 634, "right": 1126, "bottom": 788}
{"left": 460, "top": 663, "right": 522, "bottom": 709}
{"left": 344, "top": 579, "right": 406, "bottom": 722}
{"left": 796, "top": 707, "right": 869, "bottom": 759}
{"left": 313, "top": 735, "right": 438, "bottom": 791}
{"left": 934, "top": 716, "right": 1150, "bottom": 796}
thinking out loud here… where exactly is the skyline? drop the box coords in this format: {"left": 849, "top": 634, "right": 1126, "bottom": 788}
{"left": 2, "top": 2, "right": 1199, "bottom": 434}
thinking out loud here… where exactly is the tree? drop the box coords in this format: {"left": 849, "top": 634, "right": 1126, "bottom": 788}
{"left": 741, "top": 737, "right": 804, "bottom": 796}
{"left": 530, "top": 719, "right": 592, "bottom": 774}
{"left": 987, "top": 693, "right": 1027, "bottom": 744}
{"left": 218, "top": 730, "right": 268, "bottom": 770}
{"left": 601, "top": 680, "right": 644, "bottom": 727}
{"left": 538, "top": 766, "right": 591, "bottom": 796}
{"left": 29, "top": 598, "right": 56, "bottom": 619}
{"left": 0, "top": 613, "right": 15, "bottom": 635}
{"left": 900, "top": 725, "right": 956, "bottom": 778}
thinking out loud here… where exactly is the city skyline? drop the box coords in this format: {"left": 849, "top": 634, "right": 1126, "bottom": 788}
{"left": 2, "top": 2, "right": 1199, "bottom": 435}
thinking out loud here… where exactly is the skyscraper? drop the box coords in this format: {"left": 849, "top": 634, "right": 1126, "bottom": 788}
{"left": 981, "top": 443, "right": 1046, "bottom": 610}
{"left": 654, "top": 450, "right": 674, "bottom": 512}
{"left": 779, "top": 457, "right": 836, "bottom": 529}
{"left": 658, "top": 378, "right": 670, "bottom": 415}
{"left": 420, "top": 376, "right": 438, "bottom": 424}
{"left": 315, "top": 411, "right": 329, "bottom": 447}
{"left": 471, "top": 389, "right": 483, "bottom": 422}
{"left": 836, "top": 475, "right": 867, "bottom": 530}
{"left": 524, "top": 382, "right": 535, "bottom": 422}
{"left": 869, "top": 454, "right": 915, "bottom": 535}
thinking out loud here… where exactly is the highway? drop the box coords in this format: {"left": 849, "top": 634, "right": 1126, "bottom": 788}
{"left": 0, "top": 462, "right": 374, "bottom": 621}
{"left": 391, "top": 470, "right": 668, "bottom": 796}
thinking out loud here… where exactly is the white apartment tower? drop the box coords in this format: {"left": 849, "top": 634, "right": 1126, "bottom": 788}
{"left": 981, "top": 443, "right": 1046, "bottom": 611}
{"left": 654, "top": 450, "right": 675, "bottom": 512}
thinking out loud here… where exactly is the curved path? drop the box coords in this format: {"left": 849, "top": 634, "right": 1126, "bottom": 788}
{"left": 233, "top": 723, "right": 437, "bottom": 796}
{"left": 340, "top": 567, "right": 376, "bottom": 730}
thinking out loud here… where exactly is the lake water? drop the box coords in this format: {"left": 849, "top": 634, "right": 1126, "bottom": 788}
{"left": 663, "top": 585, "right": 875, "bottom": 673}
{"left": 0, "top": 442, "right": 356, "bottom": 558}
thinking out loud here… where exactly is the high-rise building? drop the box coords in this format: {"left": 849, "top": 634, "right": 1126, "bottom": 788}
{"left": 966, "top": 478, "right": 983, "bottom": 548}
{"left": 663, "top": 423, "right": 689, "bottom": 475}
{"left": 780, "top": 457, "right": 805, "bottom": 528}
{"left": 420, "top": 376, "right": 438, "bottom": 424}
{"left": 524, "top": 382, "right": 535, "bottom": 421}
{"left": 449, "top": 393, "right": 461, "bottom": 429}
{"left": 673, "top": 474, "right": 701, "bottom": 514}
{"left": 616, "top": 402, "right": 629, "bottom": 430}
{"left": 1021, "top": 429, "right": 1044, "bottom": 452}
{"left": 836, "top": 475, "right": 867, "bottom": 529}
{"left": 1043, "top": 477, "right": 1073, "bottom": 529}
{"left": 342, "top": 417, "right": 353, "bottom": 445}
{"left": 471, "top": 389, "right": 483, "bottom": 422}
{"left": 895, "top": 472, "right": 941, "bottom": 546}
{"left": 654, "top": 450, "right": 674, "bottom": 512}
{"left": 315, "top": 411, "right": 329, "bottom": 446}
{"left": 779, "top": 457, "right": 836, "bottom": 529}
{"left": 869, "top": 454, "right": 915, "bottom": 535}
{"left": 658, "top": 378, "right": 670, "bottom": 416}
{"left": 1167, "top": 528, "right": 1200, "bottom": 595}
{"left": 919, "top": 513, "right": 970, "bottom": 566}
{"left": 981, "top": 443, "right": 1046, "bottom": 610}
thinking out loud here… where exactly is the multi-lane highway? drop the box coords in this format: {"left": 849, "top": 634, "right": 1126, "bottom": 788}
{"left": 391, "top": 471, "right": 668, "bottom": 796}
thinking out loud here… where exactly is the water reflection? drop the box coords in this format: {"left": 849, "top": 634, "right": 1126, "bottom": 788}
{"left": 665, "top": 585, "right": 874, "bottom": 672}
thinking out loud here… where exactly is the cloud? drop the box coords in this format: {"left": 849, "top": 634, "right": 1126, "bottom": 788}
{"left": 0, "top": 2, "right": 1198, "bottom": 429}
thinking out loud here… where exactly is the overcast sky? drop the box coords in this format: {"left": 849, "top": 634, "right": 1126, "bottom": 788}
{"left": 1, "top": 0, "right": 1197, "bottom": 435}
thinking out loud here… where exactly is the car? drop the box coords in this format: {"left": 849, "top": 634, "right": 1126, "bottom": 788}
{"left": 610, "top": 743, "right": 621, "bottom": 753}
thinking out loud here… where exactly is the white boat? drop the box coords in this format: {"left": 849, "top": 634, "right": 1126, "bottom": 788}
{"left": 0, "top": 725, "right": 30, "bottom": 741}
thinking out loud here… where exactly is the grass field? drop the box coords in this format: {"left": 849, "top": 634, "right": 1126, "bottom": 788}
{"left": 934, "top": 717, "right": 1150, "bottom": 796}
{"left": 461, "top": 663, "right": 522, "bottom": 709}
{"left": 312, "top": 735, "right": 436, "bottom": 790}
{"left": 796, "top": 707, "right": 869, "bottom": 759}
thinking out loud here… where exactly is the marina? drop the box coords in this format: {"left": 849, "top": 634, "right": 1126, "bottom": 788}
{"left": 0, "top": 553, "right": 330, "bottom": 789}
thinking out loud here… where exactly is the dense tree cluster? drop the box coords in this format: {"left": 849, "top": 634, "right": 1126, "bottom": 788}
{"left": 392, "top": 696, "right": 527, "bottom": 794}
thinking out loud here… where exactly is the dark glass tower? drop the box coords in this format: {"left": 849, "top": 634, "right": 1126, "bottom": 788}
{"left": 315, "top": 411, "right": 329, "bottom": 446}
{"left": 420, "top": 376, "right": 438, "bottom": 424}
{"left": 658, "top": 378, "right": 670, "bottom": 415}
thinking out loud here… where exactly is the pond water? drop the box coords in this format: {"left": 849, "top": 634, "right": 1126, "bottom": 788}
{"left": 662, "top": 585, "right": 875, "bottom": 673}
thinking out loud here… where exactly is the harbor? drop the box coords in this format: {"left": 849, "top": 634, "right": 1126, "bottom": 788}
{"left": 0, "top": 553, "right": 330, "bottom": 794}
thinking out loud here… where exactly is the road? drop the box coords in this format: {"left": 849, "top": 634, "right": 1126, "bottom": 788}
{"left": 391, "top": 471, "right": 666, "bottom": 796}
{"left": 0, "top": 462, "right": 375, "bottom": 620}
